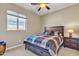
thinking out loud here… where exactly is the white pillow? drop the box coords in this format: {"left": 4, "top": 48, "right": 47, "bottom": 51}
{"left": 54, "top": 31, "right": 59, "bottom": 36}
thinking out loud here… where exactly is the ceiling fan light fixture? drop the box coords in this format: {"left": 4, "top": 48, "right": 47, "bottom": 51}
{"left": 40, "top": 3, "right": 47, "bottom": 8}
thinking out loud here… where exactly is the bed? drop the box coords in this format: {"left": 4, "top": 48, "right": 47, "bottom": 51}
{"left": 24, "top": 26, "right": 64, "bottom": 56}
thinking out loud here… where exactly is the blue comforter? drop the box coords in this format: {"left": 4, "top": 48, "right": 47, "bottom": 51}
{"left": 24, "top": 32, "right": 49, "bottom": 44}
{"left": 24, "top": 35, "right": 45, "bottom": 45}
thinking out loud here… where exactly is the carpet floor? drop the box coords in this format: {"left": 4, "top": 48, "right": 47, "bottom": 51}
{"left": 3, "top": 45, "right": 79, "bottom": 56}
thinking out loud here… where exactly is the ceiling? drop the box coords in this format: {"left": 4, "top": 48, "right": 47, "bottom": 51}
{"left": 15, "top": 3, "right": 76, "bottom": 16}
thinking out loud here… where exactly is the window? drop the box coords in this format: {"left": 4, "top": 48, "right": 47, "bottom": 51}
{"left": 7, "top": 10, "right": 27, "bottom": 31}
{"left": 18, "top": 18, "right": 26, "bottom": 30}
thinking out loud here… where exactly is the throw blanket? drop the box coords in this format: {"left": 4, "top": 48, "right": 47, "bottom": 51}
{"left": 24, "top": 35, "right": 63, "bottom": 55}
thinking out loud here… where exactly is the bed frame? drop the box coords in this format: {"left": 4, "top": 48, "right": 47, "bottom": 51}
{"left": 24, "top": 26, "right": 64, "bottom": 56}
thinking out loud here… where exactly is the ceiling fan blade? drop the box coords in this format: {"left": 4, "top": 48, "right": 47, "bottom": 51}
{"left": 46, "top": 6, "right": 50, "bottom": 10}
{"left": 31, "top": 3, "right": 40, "bottom": 5}
{"left": 38, "top": 7, "right": 41, "bottom": 11}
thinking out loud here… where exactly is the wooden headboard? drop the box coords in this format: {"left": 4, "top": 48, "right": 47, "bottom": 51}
{"left": 45, "top": 26, "right": 64, "bottom": 37}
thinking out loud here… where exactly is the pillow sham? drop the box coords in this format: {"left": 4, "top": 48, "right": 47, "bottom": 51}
{"left": 54, "top": 31, "right": 62, "bottom": 36}
{"left": 41, "top": 31, "right": 54, "bottom": 36}
{"left": 40, "top": 32, "right": 48, "bottom": 35}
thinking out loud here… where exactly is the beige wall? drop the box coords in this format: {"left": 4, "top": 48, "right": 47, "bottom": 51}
{"left": 41, "top": 4, "right": 79, "bottom": 37}
{"left": 1, "top": 3, "right": 79, "bottom": 48}
{"left": 0, "top": 3, "right": 41, "bottom": 48}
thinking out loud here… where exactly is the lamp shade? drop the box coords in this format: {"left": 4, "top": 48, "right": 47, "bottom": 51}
{"left": 68, "top": 29, "right": 74, "bottom": 33}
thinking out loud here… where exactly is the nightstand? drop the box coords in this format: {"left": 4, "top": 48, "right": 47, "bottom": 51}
{"left": 64, "top": 37, "right": 79, "bottom": 51}
{"left": 0, "top": 41, "right": 6, "bottom": 55}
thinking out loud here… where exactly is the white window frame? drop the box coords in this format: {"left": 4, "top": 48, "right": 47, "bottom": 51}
{"left": 7, "top": 10, "right": 27, "bottom": 31}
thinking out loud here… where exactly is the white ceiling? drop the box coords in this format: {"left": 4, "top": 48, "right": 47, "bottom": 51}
{"left": 15, "top": 3, "right": 76, "bottom": 16}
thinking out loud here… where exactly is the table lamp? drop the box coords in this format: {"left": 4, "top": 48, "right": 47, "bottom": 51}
{"left": 68, "top": 29, "right": 74, "bottom": 38}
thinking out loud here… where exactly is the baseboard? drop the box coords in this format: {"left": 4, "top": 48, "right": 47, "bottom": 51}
{"left": 6, "top": 44, "right": 24, "bottom": 51}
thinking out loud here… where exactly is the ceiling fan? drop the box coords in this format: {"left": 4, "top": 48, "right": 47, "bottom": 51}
{"left": 31, "top": 3, "right": 50, "bottom": 11}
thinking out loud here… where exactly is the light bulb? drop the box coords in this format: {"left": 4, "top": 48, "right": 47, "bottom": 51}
{"left": 40, "top": 3, "right": 47, "bottom": 8}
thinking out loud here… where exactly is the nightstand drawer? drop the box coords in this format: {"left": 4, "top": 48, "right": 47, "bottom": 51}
{"left": 64, "top": 42, "right": 77, "bottom": 49}
{"left": 65, "top": 39, "right": 77, "bottom": 44}
{"left": 64, "top": 42, "right": 70, "bottom": 46}
{"left": 70, "top": 43, "right": 78, "bottom": 49}
{"left": 64, "top": 37, "right": 79, "bottom": 50}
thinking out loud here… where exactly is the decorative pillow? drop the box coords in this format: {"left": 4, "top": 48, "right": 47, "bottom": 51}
{"left": 49, "top": 31, "right": 54, "bottom": 36}
{"left": 43, "top": 32, "right": 49, "bottom": 35}
{"left": 41, "top": 31, "right": 54, "bottom": 36}
{"left": 54, "top": 31, "right": 62, "bottom": 36}
{"left": 40, "top": 32, "right": 48, "bottom": 35}
{"left": 54, "top": 31, "right": 59, "bottom": 35}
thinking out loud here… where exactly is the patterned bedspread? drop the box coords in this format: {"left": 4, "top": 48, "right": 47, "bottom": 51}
{"left": 24, "top": 35, "right": 63, "bottom": 55}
